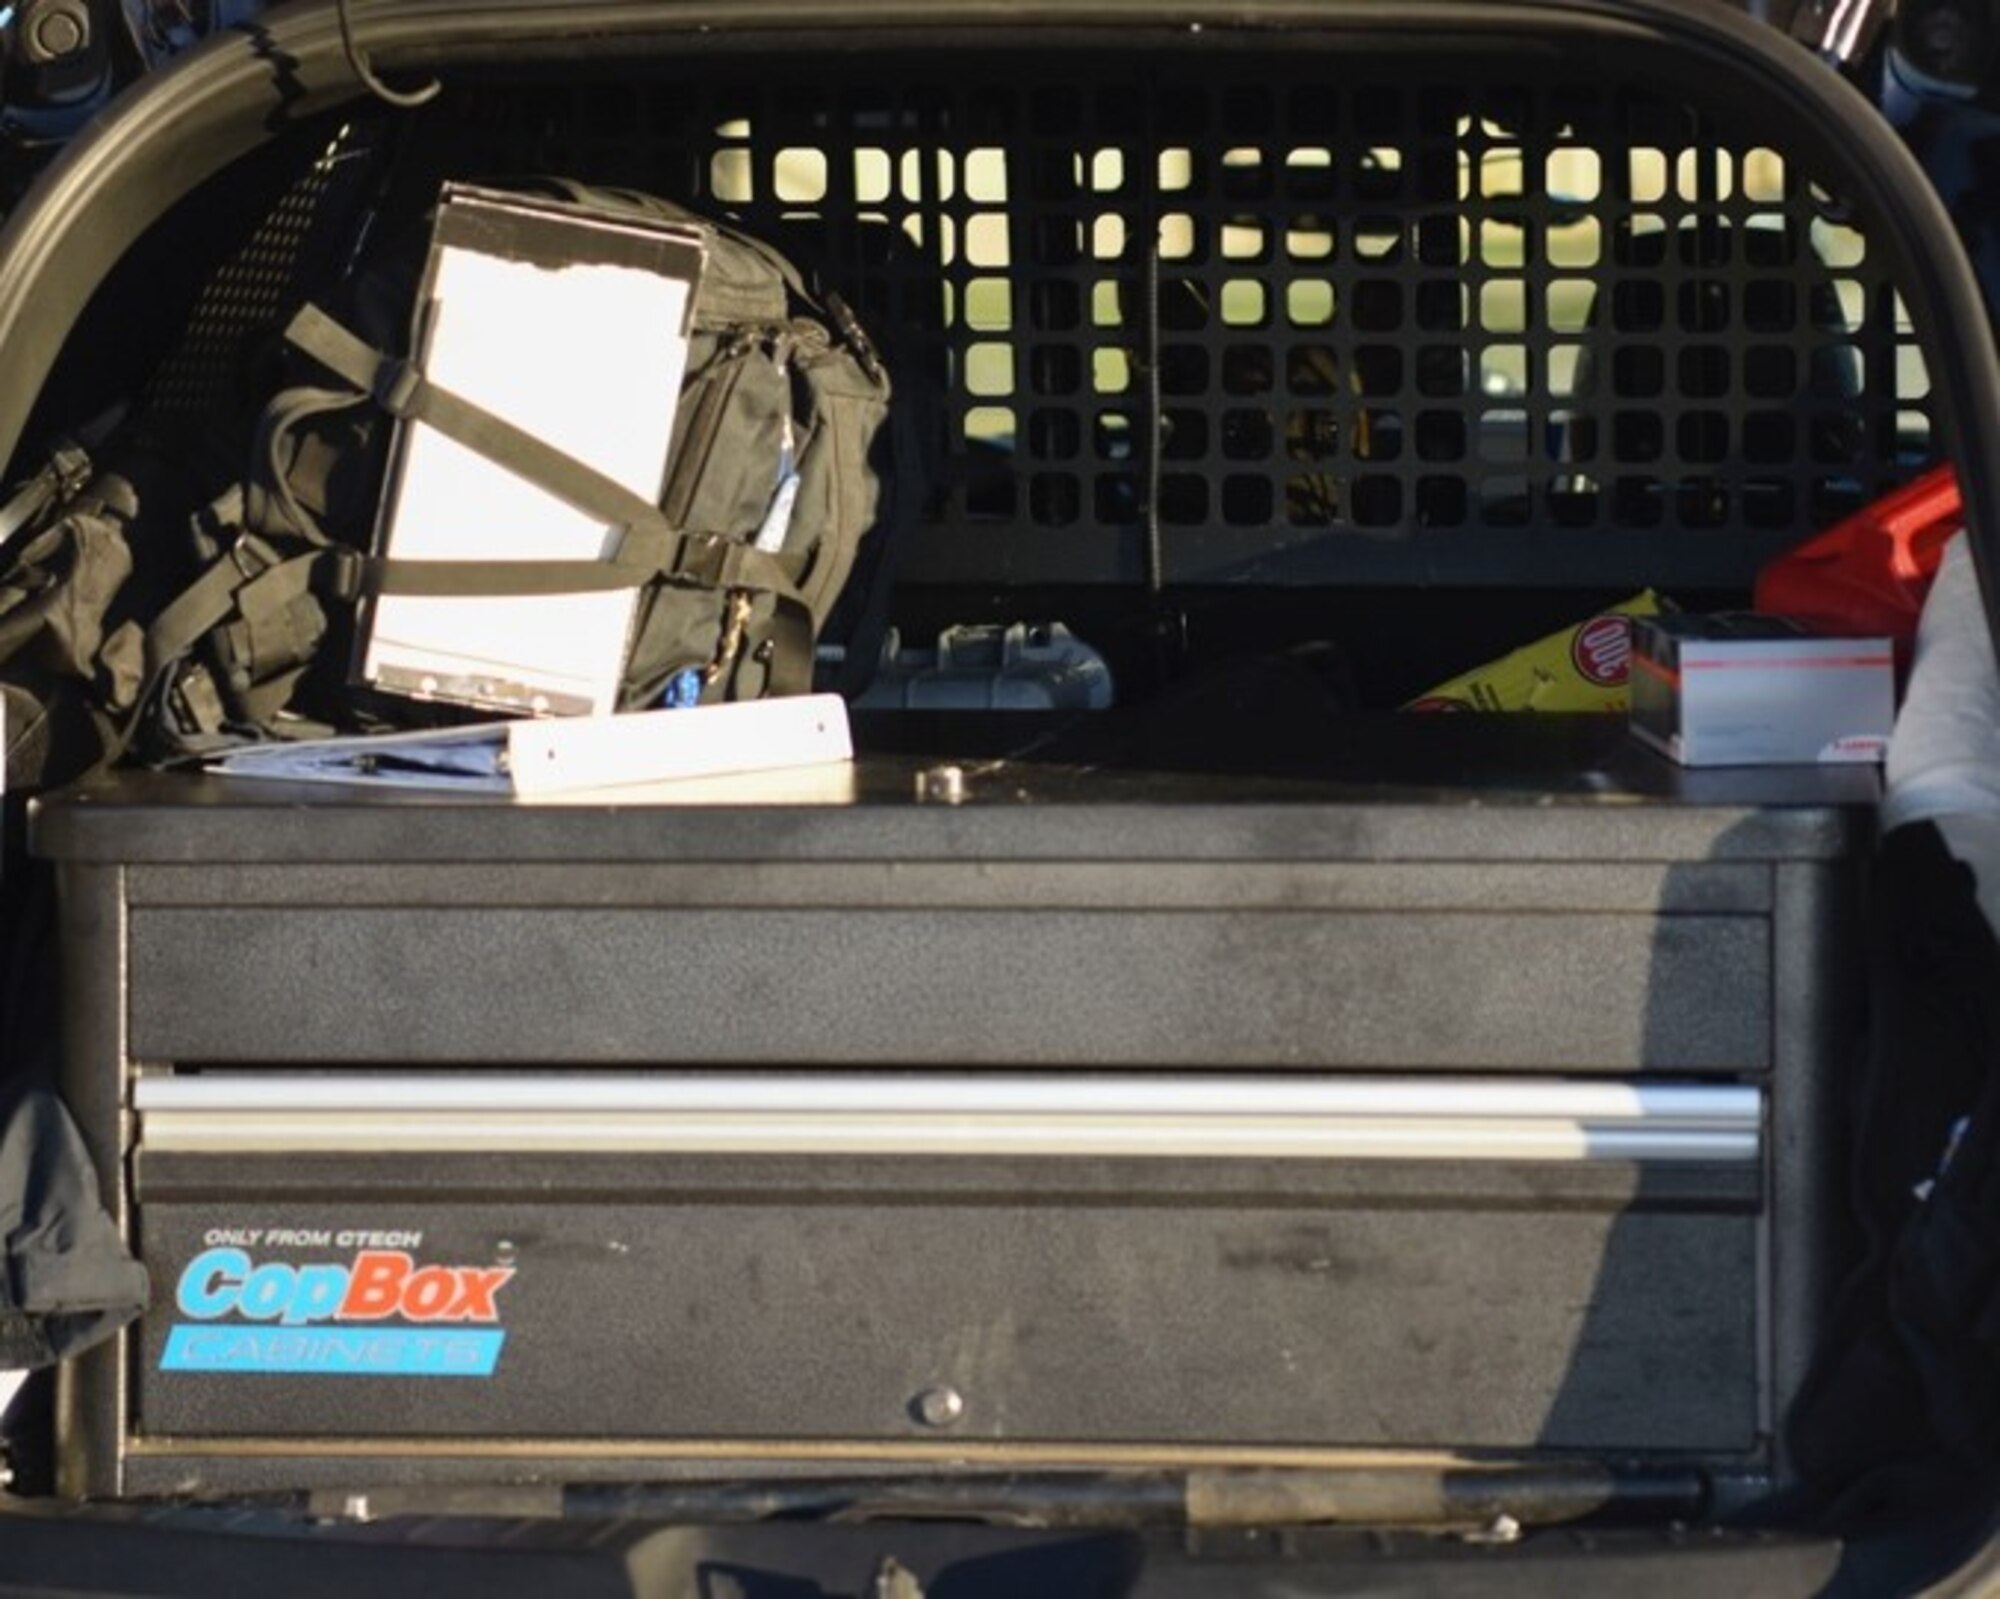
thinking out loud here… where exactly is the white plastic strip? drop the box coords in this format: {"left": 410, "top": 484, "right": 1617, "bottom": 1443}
{"left": 135, "top": 1077, "right": 1761, "bottom": 1163}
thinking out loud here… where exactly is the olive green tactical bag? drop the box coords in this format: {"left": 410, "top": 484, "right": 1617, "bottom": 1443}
{"left": 0, "top": 181, "right": 909, "bottom": 787}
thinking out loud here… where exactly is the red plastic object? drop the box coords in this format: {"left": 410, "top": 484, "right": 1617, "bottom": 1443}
{"left": 1754, "top": 463, "right": 1962, "bottom": 654}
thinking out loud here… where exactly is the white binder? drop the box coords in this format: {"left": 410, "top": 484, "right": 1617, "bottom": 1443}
{"left": 207, "top": 695, "right": 853, "bottom": 797}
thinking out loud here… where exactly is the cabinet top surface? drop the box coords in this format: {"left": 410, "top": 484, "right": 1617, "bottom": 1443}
{"left": 30, "top": 714, "right": 1876, "bottom": 865}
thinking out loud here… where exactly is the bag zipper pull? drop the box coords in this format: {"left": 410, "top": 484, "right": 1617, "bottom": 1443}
{"left": 753, "top": 339, "right": 802, "bottom": 555}
{"left": 822, "top": 290, "right": 884, "bottom": 385}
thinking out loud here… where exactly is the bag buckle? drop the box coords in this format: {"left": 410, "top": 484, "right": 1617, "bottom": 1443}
{"left": 49, "top": 440, "right": 92, "bottom": 501}
{"left": 315, "top": 546, "right": 366, "bottom": 604}
{"left": 371, "top": 358, "right": 424, "bottom": 418}
{"left": 229, "top": 534, "right": 280, "bottom": 583}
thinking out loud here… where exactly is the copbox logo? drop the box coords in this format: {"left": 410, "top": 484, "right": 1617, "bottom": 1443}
{"left": 162, "top": 1247, "right": 515, "bottom": 1378}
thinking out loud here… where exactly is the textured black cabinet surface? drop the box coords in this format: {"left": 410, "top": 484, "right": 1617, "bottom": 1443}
{"left": 33, "top": 722, "right": 1866, "bottom": 1497}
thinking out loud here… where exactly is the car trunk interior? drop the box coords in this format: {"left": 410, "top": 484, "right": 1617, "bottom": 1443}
{"left": 4, "top": 10, "right": 1987, "bottom": 1571}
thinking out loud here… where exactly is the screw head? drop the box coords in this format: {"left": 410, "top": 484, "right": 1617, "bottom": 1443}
{"left": 910, "top": 1384, "right": 965, "bottom": 1428}
{"left": 915, "top": 765, "right": 967, "bottom": 805}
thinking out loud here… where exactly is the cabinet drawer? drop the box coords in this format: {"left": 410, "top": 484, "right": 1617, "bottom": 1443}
{"left": 130, "top": 1166, "right": 1759, "bottom": 1453}
{"left": 128, "top": 906, "right": 1770, "bottom": 1071}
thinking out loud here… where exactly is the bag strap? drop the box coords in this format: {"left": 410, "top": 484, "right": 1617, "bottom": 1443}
{"left": 146, "top": 546, "right": 820, "bottom": 707}
{"left": 281, "top": 304, "right": 811, "bottom": 603}
{"left": 144, "top": 532, "right": 305, "bottom": 677}
{"left": 287, "top": 304, "right": 673, "bottom": 541}
{"left": 144, "top": 536, "right": 808, "bottom": 668}
{"left": 0, "top": 440, "right": 94, "bottom": 566}
{"left": 249, "top": 384, "right": 370, "bottom": 545}
{"left": 140, "top": 302, "right": 826, "bottom": 719}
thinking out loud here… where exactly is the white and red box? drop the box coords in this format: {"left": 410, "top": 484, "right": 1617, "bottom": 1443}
{"left": 1630, "top": 614, "right": 1895, "bottom": 767}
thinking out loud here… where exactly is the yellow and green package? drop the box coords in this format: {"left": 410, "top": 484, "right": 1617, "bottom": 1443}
{"left": 1405, "top": 591, "right": 1662, "bottom": 713}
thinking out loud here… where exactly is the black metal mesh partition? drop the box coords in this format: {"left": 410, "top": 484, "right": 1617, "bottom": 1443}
{"left": 144, "top": 122, "right": 390, "bottom": 420}
{"left": 418, "top": 51, "right": 1933, "bottom": 595}
{"left": 163, "top": 48, "right": 1934, "bottom": 597}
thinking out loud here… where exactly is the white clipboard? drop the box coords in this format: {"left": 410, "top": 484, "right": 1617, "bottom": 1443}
{"left": 359, "top": 185, "right": 706, "bottom": 717}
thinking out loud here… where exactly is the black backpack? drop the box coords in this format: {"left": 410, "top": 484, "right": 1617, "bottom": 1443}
{"left": 0, "top": 430, "right": 203, "bottom": 787}
{"left": 0, "top": 179, "right": 913, "bottom": 787}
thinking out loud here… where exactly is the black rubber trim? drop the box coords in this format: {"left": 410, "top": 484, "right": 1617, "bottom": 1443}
{"left": 0, "top": 1506, "right": 1854, "bottom": 1599}
{"left": 0, "top": 0, "right": 1994, "bottom": 644}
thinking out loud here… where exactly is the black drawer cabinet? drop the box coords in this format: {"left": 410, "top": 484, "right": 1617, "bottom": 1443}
{"left": 33, "top": 739, "right": 1867, "bottom": 1500}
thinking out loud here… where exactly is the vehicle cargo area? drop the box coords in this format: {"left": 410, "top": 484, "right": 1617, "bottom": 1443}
{"left": 2, "top": 15, "right": 1983, "bottom": 1572}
